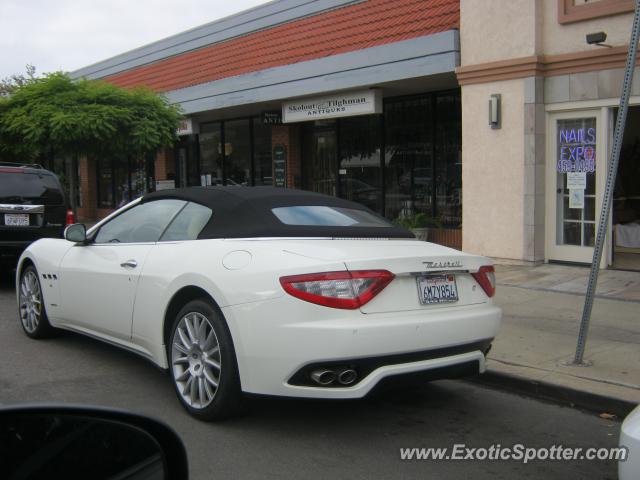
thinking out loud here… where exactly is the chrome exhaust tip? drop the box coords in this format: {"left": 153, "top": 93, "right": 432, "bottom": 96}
{"left": 310, "top": 369, "right": 336, "bottom": 386}
{"left": 337, "top": 368, "right": 357, "bottom": 386}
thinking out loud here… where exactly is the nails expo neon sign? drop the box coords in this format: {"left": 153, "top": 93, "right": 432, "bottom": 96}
{"left": 557, "top": 127, "right": 596, "bottom": 173}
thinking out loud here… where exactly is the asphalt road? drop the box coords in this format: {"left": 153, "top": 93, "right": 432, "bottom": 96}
{"left": 0, "top": 270, "right": 622, "bottom": 480}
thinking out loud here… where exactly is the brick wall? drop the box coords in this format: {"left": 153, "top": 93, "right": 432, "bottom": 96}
{"left": 77, "top": 156, "right": 96, "bottom": 222}
{"left": 155, "top": 147, "right": 175, "bottom": 182}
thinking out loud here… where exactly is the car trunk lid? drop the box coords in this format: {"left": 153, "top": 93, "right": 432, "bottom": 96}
{"left": 280, "top": 239, "right": 492, "bottom": 313}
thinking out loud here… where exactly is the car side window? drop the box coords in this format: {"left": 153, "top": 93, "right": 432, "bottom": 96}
{"left": 159, "top": 202, "right": 212, "bottom": 241}
{"left": 94, "top": 199, "right": 186, "bottom": 244}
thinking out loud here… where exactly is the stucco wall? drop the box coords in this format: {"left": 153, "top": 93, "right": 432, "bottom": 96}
{"left": 542, "top": 0, "right": 635, "bottom": 55}
{"left": 460, "top": 0, "right": 539, "bottom": 65}
{"left": 462, "top": 80, "right": 527, "bottom": 260}
{"left": 462, "top": 0, "right": 635, "bottom": 65}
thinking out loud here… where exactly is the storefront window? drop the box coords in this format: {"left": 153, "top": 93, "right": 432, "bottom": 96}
{"left": 130, "top": 155, "right": 151, "bottom": 199}
{"left": 198, "top": 119, "right": 256, "bottom": 186}
{"left": 555, "top": 118, "right": 597, "bottom": 247}
{"left": 224, "top": 119, "right": 251, "bottom": 186}
{"left": 385, "top": 96, "right": 434, "bottom": 222}
{"left": 435, "top": 94, "right": 462, "bottom": 227}
{"left": 176, "top": 136, "right": 200, "bottom": 188}
{"left": 199, "top": 122, "right": 223, "bottom": 185}
{"left": 298, "top": 90, "right": 461, "bottom": 227}
{"left": 338, "top": 116, "right": 382, "bottom": 213}
{"left": 96, "top": 156, "right": 154, "bottom": 209}
{"left": 97, "top": 158, "right": 114, "bottom": 209}
{"left": 114, "top": 157, "right": 129, "bottom": 208}
{"left": 52, "top": 156, "right": 82, "bottom": 208}
{"left": 253, "top": 118, "right": 272, "bottom": 186}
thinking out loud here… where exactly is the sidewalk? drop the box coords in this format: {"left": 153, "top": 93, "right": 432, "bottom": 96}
{"left": 479, "top": 263, "right": 640, "bottom": 416}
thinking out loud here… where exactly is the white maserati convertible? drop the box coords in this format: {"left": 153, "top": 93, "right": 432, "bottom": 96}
{"left": 16, "top": 187, "right": 501, "bottom": 420}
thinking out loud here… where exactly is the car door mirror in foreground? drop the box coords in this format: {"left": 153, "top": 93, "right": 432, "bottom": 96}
{"left": 0, "top": 405, "right": 189, "bottom": 480}
{"left": 64, "top": 223, "right": 87, "bottom": 243}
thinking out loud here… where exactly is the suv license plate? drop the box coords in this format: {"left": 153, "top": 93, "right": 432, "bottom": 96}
{"left": 416, "top": 274, "right": 458, "bottom": 305}
{"left": 5, "top": 213, "right": 29, "bottom": 226}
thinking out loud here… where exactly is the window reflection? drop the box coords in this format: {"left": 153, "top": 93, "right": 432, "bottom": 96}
{"left": 385, "top": 97, "right": 434, "bottom": 223}
{"left": 338, "top": 116, "right": 382, "bottom": 213}
{"left": 199, "top": 122, "right": 223, "bottom": 186}
{"left": 253, "top": 118, "right": 273, "bottom": 186}
{"left": 224, "top": 119, "right": 251, "bottom": 186}
{"left": 384, "top": 93, "right": 461, "bottom": 228}
{"left": 97, "top": 156, "right": 153, "bottom": 209}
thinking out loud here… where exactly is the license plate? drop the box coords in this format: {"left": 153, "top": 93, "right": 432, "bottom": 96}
{"left": 416, "top": 274, "right": 459, "bottom": 305}
{"left": 4, "top": 213, "right": 29, "bottom": 226}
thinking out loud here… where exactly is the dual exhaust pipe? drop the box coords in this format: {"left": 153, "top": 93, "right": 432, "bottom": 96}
{"left": 310, "top": 367, "right": 358, "bottom": 386}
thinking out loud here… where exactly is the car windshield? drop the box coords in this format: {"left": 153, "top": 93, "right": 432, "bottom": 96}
{"left": 0, "top": 171, "right": 64, "bottom": 205}
{"left": 271, "top": 206, "right": 392, "bottom": 227}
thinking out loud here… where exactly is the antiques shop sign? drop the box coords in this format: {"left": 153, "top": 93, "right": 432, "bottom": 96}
{"left": 282, "top": 89, "right": 382, "bottom": 123}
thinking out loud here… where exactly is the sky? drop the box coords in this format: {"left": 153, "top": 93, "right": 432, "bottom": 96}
{"left": 0, "top": 0, "right": 271, "bottom": 78}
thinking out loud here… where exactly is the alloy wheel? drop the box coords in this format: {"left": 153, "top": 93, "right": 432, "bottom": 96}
{"left": 171, "top": 312, "right": 221, "bottom": 409}
{"left": 19, "top": 270, "right": 42, "bottom": 334}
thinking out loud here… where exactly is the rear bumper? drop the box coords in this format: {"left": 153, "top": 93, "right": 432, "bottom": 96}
{"left": 223, "top": 298, "right": 501, "bottom": 398}
{"left": 287, "top": 338, "right": 492, "bottom": 387}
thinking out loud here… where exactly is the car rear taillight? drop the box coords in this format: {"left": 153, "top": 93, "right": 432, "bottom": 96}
{"left": 65, "top": 209, "right": 75, "bottom": 226}
{"left": 280, "top": 270, "right": 395, "bottom": 309}
{"left": 0, "top": 167, "right": 24, "bottom": 173}
{"left": 471, "top": 265, "right": 496, "bottom": 298}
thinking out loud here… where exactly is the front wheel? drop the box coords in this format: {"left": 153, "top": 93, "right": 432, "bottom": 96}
{"left": 168, "top": 299, "right": 243, "bottom": 421}
{"left": 18, "top": 265, "right": 55, "bottom": 338}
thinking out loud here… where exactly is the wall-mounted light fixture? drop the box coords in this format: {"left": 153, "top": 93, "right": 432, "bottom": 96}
{"left": 489, "top": 94, "right": 501, "bottom": 129}
{"left": 586, "top": 31, "right": 611, "bottom": 48}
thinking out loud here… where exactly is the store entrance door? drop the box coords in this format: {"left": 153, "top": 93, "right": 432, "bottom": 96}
{"left": 546, "top": 110, "right": 606, "bottom": 264}
{"left": 175, "top": 135, "right": 199, "bottom": 187}
{"left": 612, "top": 106, "right": 640, "bottom": 271}
{"left": 302, "top": 121, "right": 337, "bottom": 197}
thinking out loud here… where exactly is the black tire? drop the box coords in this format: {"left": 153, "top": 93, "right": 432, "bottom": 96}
{"left": 18, "top": 265, "right": 56, "bottom": 339}
{"left": 168, "top": 298, "right": 243, "bottom": 421}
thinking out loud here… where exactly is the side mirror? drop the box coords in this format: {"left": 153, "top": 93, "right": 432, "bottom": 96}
{"left": 64, "top": 223, "right": 86, "bottom": 243}
{"left": 0, "top": 405, "right": 189, "bottom": 479}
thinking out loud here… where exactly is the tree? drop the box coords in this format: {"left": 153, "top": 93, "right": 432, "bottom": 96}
{"left": 0, "top": 64, "right": 37, "bottom": 98}
{"left": 0, "top": 72, "right": 182, "bottom": 162}
{"left": 0, "top": 72, "right": 182, "bottom": 214}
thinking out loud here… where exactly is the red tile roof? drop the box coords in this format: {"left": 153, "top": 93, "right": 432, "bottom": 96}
{"left": 105, "top": 0, "right": 459, "bottom": 92}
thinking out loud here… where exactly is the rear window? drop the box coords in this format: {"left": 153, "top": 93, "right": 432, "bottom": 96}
{"left": 0, "top": 171, "right": 64, "bottom": 204}
{"left": 272, "top": 206, "right": 391, "bottom": 227}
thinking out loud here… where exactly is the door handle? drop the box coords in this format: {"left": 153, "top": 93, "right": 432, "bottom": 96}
{"left": 120, "top": 259, "right": 138, "bottom": 269}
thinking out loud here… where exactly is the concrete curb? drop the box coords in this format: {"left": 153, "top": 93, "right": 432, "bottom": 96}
{"left": 468, "top": 370, "right": 637, "bottom": 419}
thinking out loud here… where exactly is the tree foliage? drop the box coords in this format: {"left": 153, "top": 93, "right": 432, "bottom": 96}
{"left": 0, "top": 72, "right": 182, "bottom": 161}
{"left": 0, "top": 64, "right": 37, "bottom": 98}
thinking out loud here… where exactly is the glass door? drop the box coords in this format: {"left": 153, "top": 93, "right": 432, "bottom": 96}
{"left": 175, "top": 135, "right": 200, "bottom": 188}
{"left": 199, "top": 123, "right": 223, "bottom": 186}
{"left": 303, "top": 121, "right": 337, "bottom": 196}
{"left": 547, "top": 110, "right": 605, "bottom": 264}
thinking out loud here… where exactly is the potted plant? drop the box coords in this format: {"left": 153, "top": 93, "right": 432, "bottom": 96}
{"left": 395, "top": 212, "right": 441, "bottom": 241}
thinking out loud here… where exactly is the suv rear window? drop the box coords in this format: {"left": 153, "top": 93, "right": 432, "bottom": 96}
{"left": 272, "top": 206, "right": 391, "bottom": 227}
{"left": 0, "top": 171, "right": 64, "bottom": 205}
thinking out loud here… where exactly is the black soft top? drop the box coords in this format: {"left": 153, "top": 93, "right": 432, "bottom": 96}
{"left": 142, "top": 186, "right": 414, "bottom": 239}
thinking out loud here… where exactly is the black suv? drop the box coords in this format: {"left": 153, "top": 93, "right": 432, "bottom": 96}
{"left": 0, "top": 163, "right": 69, "bottom": 265}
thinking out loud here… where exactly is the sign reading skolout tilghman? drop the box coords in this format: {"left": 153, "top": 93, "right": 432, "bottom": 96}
{"left": 282, "top": 89, "right": 382, "bottom": 123}
{"left": 557, "top": 125, "right": 596, "bottom": 173}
